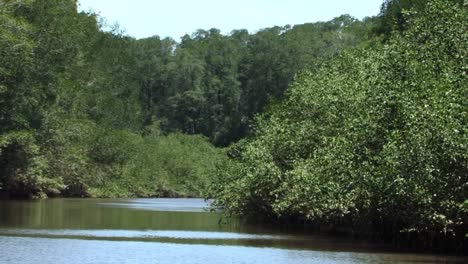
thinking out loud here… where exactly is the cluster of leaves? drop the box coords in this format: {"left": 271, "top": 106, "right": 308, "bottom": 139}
{"left": 210, "top": 0, "right": 467, "bottom": 249}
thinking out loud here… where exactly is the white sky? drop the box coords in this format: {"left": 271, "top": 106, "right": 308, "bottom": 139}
{"left": 78, "top": 0, "right": 383, "bottom": 41}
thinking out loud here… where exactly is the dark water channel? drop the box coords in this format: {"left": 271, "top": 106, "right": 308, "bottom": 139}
{"left": 0, "top": 198, "right": 465, "bottom": 263}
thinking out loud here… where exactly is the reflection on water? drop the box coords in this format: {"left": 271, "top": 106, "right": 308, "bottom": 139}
{"left": 0, "top": 198, "right": 466, "bottom": 264}
{"left": 0, "top": 229, "right": 283, "bottom": 240}
{"left": 0, "top": 198, "right": 228, "bottom": 231}
{"left": 98, "top": 198, "right": 213, "bottom": 212}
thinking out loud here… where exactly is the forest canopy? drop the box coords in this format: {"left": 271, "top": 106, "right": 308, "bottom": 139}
{"left": 0, "top": 0, "right": 377, "bottom": 198}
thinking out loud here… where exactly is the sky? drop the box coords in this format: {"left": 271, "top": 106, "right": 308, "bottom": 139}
{"left": 78, "top": 0, "right": 384, "bottom": 41}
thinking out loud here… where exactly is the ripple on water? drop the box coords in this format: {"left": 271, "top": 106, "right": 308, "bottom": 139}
{"left": 0, "top": 236, "right": 467, "bottom": 264}
{"left": 0, "top": 228, "right": 284, "bottom": 240}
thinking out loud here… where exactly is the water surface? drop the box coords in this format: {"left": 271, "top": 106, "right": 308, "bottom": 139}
{"left": 0, "top": 198, "right": 465, "bottom": 263}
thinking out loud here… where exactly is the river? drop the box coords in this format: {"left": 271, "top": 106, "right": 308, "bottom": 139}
{"left": 0, "top": 198, "right": 465, "bottom": 263}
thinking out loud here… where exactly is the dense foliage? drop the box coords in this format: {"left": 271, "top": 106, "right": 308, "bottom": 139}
{"left": 0, "top": 0, "right": 224, "bottom": 198}
{"left": 135, "top": 15, "right": 374, "bottom": 146}
{"left": 0, "top": 0, "right": 372, "bottom": 198}
{"left": 210, "top": 0, "right": 467, "bottom": 251}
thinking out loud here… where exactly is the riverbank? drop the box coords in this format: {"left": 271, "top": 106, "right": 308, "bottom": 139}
{"left": 0, "top": 189, "right": 199, "bottom": 200}
{"left": 266, "top": 218, "right": 468, "bottom": 256}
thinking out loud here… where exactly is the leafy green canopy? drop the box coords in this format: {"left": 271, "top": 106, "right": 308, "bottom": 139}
{"left": 134, "top": 16, "right": 375, "bottom": 146}
{"left": 0, "top": 0, "right": 371, "bottom": 198}
{"left": 0, "top": 0, "right": 224, "bottom": 198}
{"left": 210, "top": 0, "right": 467, "bottom": 242}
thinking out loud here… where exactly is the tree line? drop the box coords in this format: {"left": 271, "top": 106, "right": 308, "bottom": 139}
{"left": 0, "top": 0, "right": 373, "bottom": 198}
{"left": 135, "top": 15, "right": 374, "bottom": 146}
{"left": 0, "top": 0, "right": 224, "bottom": 198}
